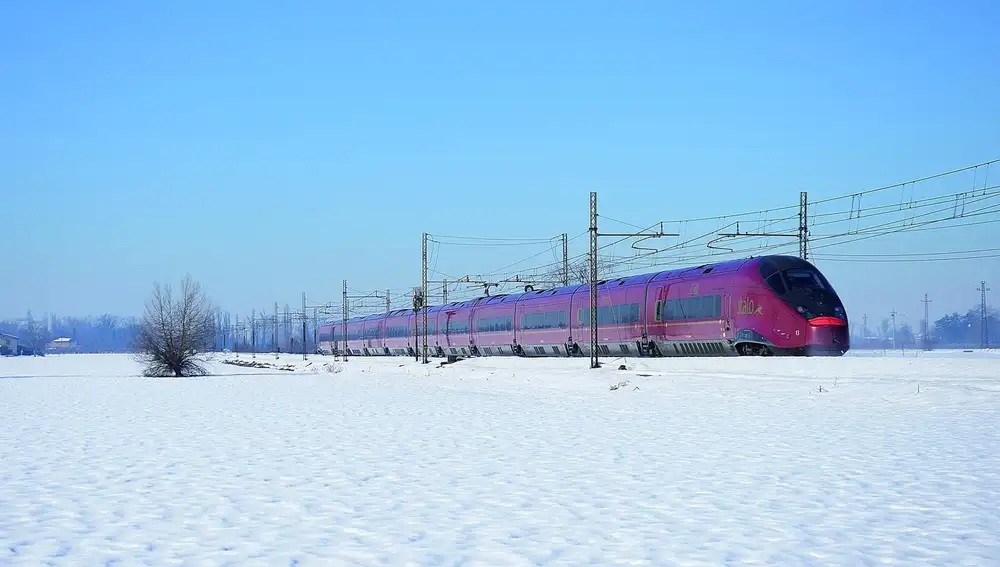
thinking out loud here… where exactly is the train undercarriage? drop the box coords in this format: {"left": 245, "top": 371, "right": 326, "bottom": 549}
{"left": 337, "top": 335, "right": 844, "bottom": 360}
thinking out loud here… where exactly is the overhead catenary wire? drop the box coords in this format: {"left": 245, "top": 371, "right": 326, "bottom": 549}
{"left": 335, "top": 158, "right": 1000, "bottom": 310}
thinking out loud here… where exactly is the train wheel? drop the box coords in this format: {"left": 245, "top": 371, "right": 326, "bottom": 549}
{"left": 649, "top": 342, "right": 663, "bottom": 357}
{"left": 736, "top": 343, "right": 772, "bottom": 356}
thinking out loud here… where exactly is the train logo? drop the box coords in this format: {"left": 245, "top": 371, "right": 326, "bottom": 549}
{"left": 737, "top": 296, "right": 764, "bottom": 316}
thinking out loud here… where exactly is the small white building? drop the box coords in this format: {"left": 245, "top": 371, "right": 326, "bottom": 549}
{"left": 0, "top": 333, "right": 18, "bottom": 355}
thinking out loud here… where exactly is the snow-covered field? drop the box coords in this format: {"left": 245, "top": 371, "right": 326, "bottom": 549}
{"left": 2, "top": 350, "right": 999, "bottom": 566}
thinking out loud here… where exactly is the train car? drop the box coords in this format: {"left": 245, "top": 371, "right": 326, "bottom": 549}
{"left": 383, "top": 309, "right": 413, "bottom": 356}
{"left": 570, "top": 276, "right": 649, "bottom": 358}
{"left": 439, "top": 300, "right": 474, "bottom": 358}
{"left": 741, "top": 255, "right": 849, "bottom": 355}
{"left": 471, "top": 294, "right": 518, "bottom": 356}
{"left": 517, "top": 286, "right": 576, "bottom": 356}
{"left": 345, "top": 318, "right": 366, "bottom": 356}
{"left": 643, "top": 260, "right": 742, "bottom": 356}
{"left": 316, "top": 254, "right": 848, "bottom": 358}
{"left": 317, "top": 323, "right": 338, "bottom": 355}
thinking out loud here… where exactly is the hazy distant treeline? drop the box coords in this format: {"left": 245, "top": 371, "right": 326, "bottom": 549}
{"left": 0, "top": 313, "right": 141, "bottom": 353}
{"left": 852, "top": 306, "right": 998, "bottom": 350}
{"left": 0, "top": 311, "right": 323, "bottom": 355}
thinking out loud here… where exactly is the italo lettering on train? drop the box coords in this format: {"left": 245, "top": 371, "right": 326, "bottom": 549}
{"left": 737, "top": 296, "right": 763, "bottom": 316}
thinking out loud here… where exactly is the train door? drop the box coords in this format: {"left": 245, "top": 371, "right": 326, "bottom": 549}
{"left": 566, "top": 289, "right": 582, "bottom": 347}
{"left": 722, "top": 282, "right": 734, "bottom": 339}
{"left": 666, "top": 281, "right": 692, "bottom": 340}
{"left": 442, "top": 310, "right": 453, "bottom": 349}
{"left": 648, "top": 283, "right": 668, "bottom": 342}
{"left": 624, "top": 283, "right": 645, "bottom": 342}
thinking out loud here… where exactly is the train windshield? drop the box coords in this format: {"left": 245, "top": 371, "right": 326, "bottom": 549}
{"left": 759, "top": 258, "right": 845, "bottom": 322}
{"left": 783, "top": 269, "right": 826, "bottom": 293}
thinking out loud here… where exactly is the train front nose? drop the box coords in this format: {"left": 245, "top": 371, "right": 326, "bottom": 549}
{"left": 804, "top": 317, "right": 850, "bottom": 355}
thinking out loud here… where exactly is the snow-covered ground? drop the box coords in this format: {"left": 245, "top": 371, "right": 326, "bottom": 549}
{"left": 2, "top": 350, "right": 999, "bottom": 566}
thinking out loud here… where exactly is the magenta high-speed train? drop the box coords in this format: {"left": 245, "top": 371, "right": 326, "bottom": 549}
{"left": 318, "top": 255, "right": 850, "bottom": 358}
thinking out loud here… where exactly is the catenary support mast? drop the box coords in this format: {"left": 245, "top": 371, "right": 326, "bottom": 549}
{"left": 922, "top": 293, "right": 932, "bottom": 350}
{"left": 979, "top": 281, "right": 991, "bottom": 348}
{"left": 422, "top": 233, "right": 429, "bottom": 364}
{"left": 588, "top": 191, "right": 677, "bottom": 368}
{"left": 799, "top": 191, "right": 809, "bottom": 260}
{"left": 562, "top": 232, "right": 569, "bottom": 286}
{"left": 342, "top": 280, "right": 348, "bottom": 361}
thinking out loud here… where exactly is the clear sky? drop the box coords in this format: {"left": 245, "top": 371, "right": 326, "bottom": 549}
{"left": 2, "top": 0, "right": 998, "bottom": 329}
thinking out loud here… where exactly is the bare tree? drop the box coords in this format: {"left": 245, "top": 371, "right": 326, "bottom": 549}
{"left": 558, "top": 258, "right": 612, "bottom": 285}
{"left": 21, "top": 310, "right": 50, "bottom": 355}
{"left": 135, "top": 275, "right": 216, "bottom": 377}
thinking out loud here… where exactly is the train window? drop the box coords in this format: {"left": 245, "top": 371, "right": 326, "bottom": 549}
{"left": 662, "top": 302, "right": 673, "bottom": 320}
{"left": 520, "top": 310, "right": 569, "bottom": 330}
{"left": 576, "top": 303, "right": 641, "bottom": 326}
{"left": 765, "top": 273, "right": 787, "bottom": 295}
{"left": 475, "top": 316, "right": 512, "bottom": 333}
{"left": 784, "top": 269, "right": 825, "bottom": 291}
{"left": 658, "top": 295, "right": 722, "bottom": 321}
{"left": 447, "top": 318, "right": 469, "bottom": 334}
{"left": 758, "top": 259, "right": 778, "bottom": 280}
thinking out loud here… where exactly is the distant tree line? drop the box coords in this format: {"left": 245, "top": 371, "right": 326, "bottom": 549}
{"left": 0, "top": 309, "right": 323, "bottom": 355}
{"left": 0, "top": 312, "right": 142, "bottom": 354}
{"left": 932, "top": 306, "right": 998, "bottom": 348}
{"left": 851, "top": 305, "right": 998, "bottom": 350}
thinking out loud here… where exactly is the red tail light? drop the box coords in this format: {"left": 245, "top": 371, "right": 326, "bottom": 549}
{"left": 809, "top": 316, "right": 847, "bottom": 326}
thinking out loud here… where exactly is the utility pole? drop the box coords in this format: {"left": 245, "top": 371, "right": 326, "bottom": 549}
{"left": 562, "top": 232, "right": 569, "bottom": 286}
{"left": 412, "top": 286, "right": 424, "bottom": 361}
{"left": 342, "top": 280, "right": 348, "bottom": 361}
{"left": 424, "top": 279, "right": 451, "bottom": 304}
{"left": 979, "top": 281, "right": 991, "bottom": 348}
{"left": 301, "top": 292, "right": 307, "bottom": 360}
{"left": 421, "top": 232, "right": 429, "bottom": 364}
{"left": 890, "top": 309, "right": 897, "bottom": 350}
{"left": 922, "top": 293, "right": 932, "bottom": 350}
{"left": 251, "top": 309, "right": 256, "bottom": 358}
{"left": 799, "top": 191, "right": 809, "bottom": 260}
{"left": 386, "top": 289, "right": 391, "bottom": 313}
{"left": 274, "top": 301, "right": 279, "bottom": 357}
{"left": 862, "top": 314, "right": 868, "bottom": 342}
{"left": 588, "top": 191, "right": 678, "bottom": 368}
{"left": 589, "top": 193, "right": 599, "bottom": 368}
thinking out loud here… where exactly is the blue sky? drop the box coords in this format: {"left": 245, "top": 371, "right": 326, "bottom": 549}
{"left": 2, "top": 0, "right": 998, "bottom": 329}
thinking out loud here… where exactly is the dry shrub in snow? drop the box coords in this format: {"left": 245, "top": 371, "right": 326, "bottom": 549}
{"left": 135, "top": 275, "right": 215, "bottom": 377}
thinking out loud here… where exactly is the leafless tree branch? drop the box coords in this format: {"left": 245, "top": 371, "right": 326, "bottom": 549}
{"left": 135, "top": 275, "right": 215, "bottom": 377}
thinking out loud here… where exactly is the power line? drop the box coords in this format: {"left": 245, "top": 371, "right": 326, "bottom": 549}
{"left": 426, "top": 234, "right": 562, "bottom": 242}
{"left": 814, "top": 246, "right": 1000, "bottom": 258}
{"left": 813, "top": 254, "right": 1000, "bottom": 263}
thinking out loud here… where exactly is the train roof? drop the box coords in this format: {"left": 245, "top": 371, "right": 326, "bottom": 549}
{"left": 320, "top": 255, "right": 810, "bottom": 328}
